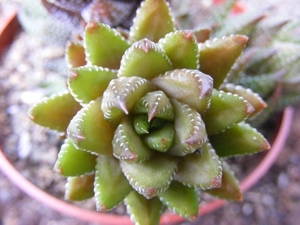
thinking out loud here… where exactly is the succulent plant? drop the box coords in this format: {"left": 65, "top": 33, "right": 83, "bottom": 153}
{"left": 171, "top": 0, "right": 300, "bottom": 125}
{"left": 28, "top": 0, "right": 270, "bottom": 224}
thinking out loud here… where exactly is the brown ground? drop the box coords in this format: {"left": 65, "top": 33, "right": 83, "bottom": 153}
{"left": 1, "top": 1, "right": 300, "bottom": 225}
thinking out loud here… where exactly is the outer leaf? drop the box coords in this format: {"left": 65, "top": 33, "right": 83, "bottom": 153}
{"left": 101, "top": 77, "right": 155, "bottom": 124}
{"left": 221, "top": 83, "right": 267, "bottom": 118}
{"left": 121, "top": 153, "right": 179, "bottom": 199}
{"left": 158, "top": 181, "right": 199, "bottom": 221}
{"left": 210, "top": 122, "right": 271, "bottom": 157}
{"left": 65, "top": 173, "right": 95, "bottom": 201}
{"left": 132, "top": 91, "right": 174, "bottom": 121}
{"left": 65, "top": 41, "right": 86, "bottom": 68}
{"left": 129, "top": 0, "right": 175, "bottom": 43}
{"left": 175, "top": 142, "right": 222, "bottom": 189}
{"left": 168, "top": 99, "right": 207, "bottom": 156}
{"left": 68, "top": 66, "right": 117, "bottom": 104}
{"left": 159, "top": 30, "right": 199, "bottom": 69}
{"left": 199, "top": 35, "right": 248, "bottom": 88}
{"left": 94, "top": 155, "right": 132, "bottom": 211}
{"left": 152, "top": 69, "right": 213, "bottom": 113}
{"left": 67, "top": 97, "right": 114, "bottom": 155}
{"left": 202, "top": 89, "right": 254, "bottom": 135}
{"left": 54, "top": 139, "right": 97, "bottom": 176}
{"left": 205, "top": 161, "right": 243, "bottom": 201}
{"left": 84, "top": 21, "right": 130, "bottom": 69}
{"left": 125, "top": 191, "right": 163, "bottom": 225}
{"left": 113, "top": 117, "right": 153, "bottom": 163}
{"left": 118, "top": 39, "right": 172, "bottom": 80}
{"left": 28, "top": 91, "right": 81, "bottom": 132}
{"left": 193, "top": 28, "right": 211, "bottom": 43}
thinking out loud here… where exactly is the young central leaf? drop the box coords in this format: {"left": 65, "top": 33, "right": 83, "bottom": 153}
{"left": 120, "top": 153, "right": 179, "bottom": 199}
{"left": 152, "top": 69, "right": 213, "bottom": 113}
{"left": 118, "top": 39, "right": 172, "bottom": 80}
{"left": 101, "top": 76, "right": 155, "bottom": 124}
{"left": 142, "top": 123, "right": 175, "bottom": 152}
{"left": 132, "top": 91, "right": 174, "bottom": 121}
{"left": 113, "top": 117, "right": 153, "bottom": 163}
{"left": 168, "top": 99, "right": 207, "bottom": 156}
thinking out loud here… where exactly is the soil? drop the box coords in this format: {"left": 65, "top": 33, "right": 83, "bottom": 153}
{"left": 1, "top": 1, "right": 300, "bottom": 225}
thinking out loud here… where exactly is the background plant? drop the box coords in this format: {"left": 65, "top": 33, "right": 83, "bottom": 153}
{"left": 171, "top": 0, "right": 300, "bottom": 125}
{"left": 28, "top": 0, "right": 272, "bottom": 225}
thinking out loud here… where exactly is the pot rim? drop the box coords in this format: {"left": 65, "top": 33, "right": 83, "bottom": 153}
{"left": 0, "top": 107, "right": 294, "bottom": 225}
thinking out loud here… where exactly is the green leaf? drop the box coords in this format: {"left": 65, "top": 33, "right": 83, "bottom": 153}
{"left": 65, "top": 173, "right": 95, "bottom": 201}
{"left": 209, "top": 122, "right": 270, "bottom": 157}
{"left": 67, "top": 97, "right": 114, "bottom": 155}
{"left": 101, "top": 76, "right": 155, "bottom": 125}
{"left": 202, "top": 89, "right": 254, "bottom": 135}
{"left": 28, "top": 91, "right": 81, "bottom": 132}
{"left": 167, "top": 99, "right": 207, "bottom": 156}
{"left": 68, "top": 66, "right": 117, "bottom": 104}
{"left": 132, "top": 91, "right": 174, "bottom": 121}
{"left": 221, "top": 83, "right": 267, "bottom": 118}
{"left": 65, "top": 41, "right": 86, "bottom": 68}
{"left": 129, "top": 0, "right": 175, "bottom": 43}
{"left": 118, "top": 39, "right": 172, "bottom": 80}
{"left": 113, "top": 117, "right": 153, "bottom": 163}
{"left": 175, "top": 142, "right": 222, "bottom": 189}
{"left": 94, "top": 155, "right": 132, "bottom": 211}
{"left": 159, "top": 30, "right": 199, "bottom": 69}
{"left": 143, "top": 123, "right": 175, "bottom": 152}
{"left": 199, "top": 35, "right": 248, "bottom": 88}
{"left": 159, "top": 181, "right": 199, "bottom": 221}
{"left": 121, "top": 153, "right": 179, "bottom": 199}
{"left": 133, "top": 114, "right": 150, "bottom": 135}
{"left": 54, "top": 139, "right": 97, "bottom": 176}
{"left": 125, "top": 191, "right": 163, "bottom": 225}
{"left": 205, "top": 161, "right": 243, "bottom": 201}
{"left": 84, "top": 22, "right": 130, "bottom": 69}
{"left": 152, "top": 69, "right": 213, "bottom": 114}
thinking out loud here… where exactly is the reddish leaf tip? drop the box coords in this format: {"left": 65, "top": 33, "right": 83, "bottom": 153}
{"left": 233, "top": 35, "right": 249, "bottom": 47}
{"left": 211, "top": 176, "right": 222, "bottom": 188}
{"left": 145, "top": 188, "right": 157, "bottom": 199}
{"left": 69, "top": 70, "right": 79, "bottom": 80}
{"left": 117, "top": 97, "right": 129, "bottom": 114}
{"left": 140, "top": 39, "right": 151, "bottom": 53}
{"left": 189, "top": 214, "right": 198, "bottom": 222}
{"left": 182, "top": 30, "right": 195, "bottom": 41}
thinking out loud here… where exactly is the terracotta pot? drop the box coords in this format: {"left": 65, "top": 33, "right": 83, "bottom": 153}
{"left": 0, "top": 6, "right": 19, "bottom": 58}
{"left": 0, "top": 8, "right": 295, "bottom": 225}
